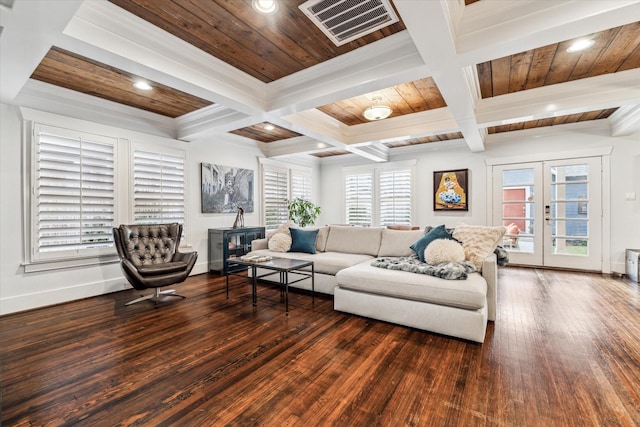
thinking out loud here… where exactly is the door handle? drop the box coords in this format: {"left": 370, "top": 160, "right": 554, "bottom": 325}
{"left": 545, "top": 205, "right": 551, "bottom": 222}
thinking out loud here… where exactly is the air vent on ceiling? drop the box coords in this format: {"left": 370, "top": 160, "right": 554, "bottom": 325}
{"left": 299, "top": 0, "right": 399, "bottom": 47}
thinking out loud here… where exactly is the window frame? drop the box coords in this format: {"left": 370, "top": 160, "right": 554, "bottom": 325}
{"left": 29, "top": 124, "right": 119, "bottom": 263}
{"left": 260, "top": 158, "right": 314, "bottom": 231}
{"left": 343, "top": 160, "right": 416, "bottom": 227}
{"left": 23, "top": 114, "right": 190, "bottom": 272}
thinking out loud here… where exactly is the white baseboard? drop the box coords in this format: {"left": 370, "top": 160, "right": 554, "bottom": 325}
{"left": 1, "top": 263, "right": 212, "bottom": 316}
{"left": 0, "top": 277, "right": 129, "bottom": 315}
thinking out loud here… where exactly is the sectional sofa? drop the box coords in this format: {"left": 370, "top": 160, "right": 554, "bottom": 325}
{"left": 247, "top": 225, "right": 502, "bottom": 343}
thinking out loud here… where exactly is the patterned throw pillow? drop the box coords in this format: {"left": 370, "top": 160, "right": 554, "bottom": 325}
{"left": 424, "top": 238, "right": 465, "bottom": 265}
{"left": 268, "top": 232, "right": 292, "bottom": 252}
{"left": 452, "top": 224, "right": 506, "bottom": 271}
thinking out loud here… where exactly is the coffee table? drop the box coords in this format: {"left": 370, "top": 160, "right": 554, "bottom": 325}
{"left": 225, "top": 256, "right": 314, "bottom": 315}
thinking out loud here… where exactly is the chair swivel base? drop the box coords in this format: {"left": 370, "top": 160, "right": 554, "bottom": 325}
{"left": 125, "top": 288, "right": 186, "bottom": 306}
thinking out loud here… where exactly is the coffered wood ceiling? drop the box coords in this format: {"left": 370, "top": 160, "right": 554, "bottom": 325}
{"left": 3, "top": 1, "right": 639, "bottom": 162}
{"left": 107, "top": 0, "right": 406, "bottom": 83}
{"left": 317, "top": 77, "right": 446, "bottom": 126}
{"left": 476, "top": 23, "right": 640, "bottom": 98}
{"left": 30, "top": 47, "right": 213, "bottom": 118}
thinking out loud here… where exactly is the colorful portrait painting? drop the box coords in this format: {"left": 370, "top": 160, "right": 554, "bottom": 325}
{"left": 433, "top": 169, "right": 468, "bottom": 211}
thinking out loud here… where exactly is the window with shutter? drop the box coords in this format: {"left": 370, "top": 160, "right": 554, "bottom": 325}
{"left": 291, "top": 169, "right": 312, "bottom": 201}
{"left": 263, "top": 165, "right": 289, "bottom": 231}
{"left": 379, "top": 169, "right": 412, "bottom": 226}
{"left": 133, "top": 150, "right": 185, "bottom": 225}
{"left": 34, "top": 126, "right": 116, "bottom": 260}
{"left": 344, "top": 172, "right": 373, "bottom": 226}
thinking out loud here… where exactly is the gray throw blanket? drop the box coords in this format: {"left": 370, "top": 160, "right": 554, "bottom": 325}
{"left": 371, "top": 256, "right": 477, "bottom": 280}
{"left": 371, "top": 246, "right": 509, "bottom": 280}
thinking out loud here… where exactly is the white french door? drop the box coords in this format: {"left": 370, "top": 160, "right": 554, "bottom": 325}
{"left": 492, "top": 157, "right": 602, "bottom": 271}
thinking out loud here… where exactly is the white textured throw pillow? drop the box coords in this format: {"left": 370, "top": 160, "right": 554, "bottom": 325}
{"left": 266, "top": 220, "right": 296, "bottom": 240}
{"left": 452, "top": 224, "right": 506, "bottom": 271}
{"left": 424, "top": 238, "right": 465, "bottom": 265}
{"left": 268, "top": 232, "right": 292, "bottom": 252}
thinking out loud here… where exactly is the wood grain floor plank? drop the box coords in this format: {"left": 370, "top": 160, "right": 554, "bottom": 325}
{"left": 2, "top": 267, "right": 639, "bottom": 426}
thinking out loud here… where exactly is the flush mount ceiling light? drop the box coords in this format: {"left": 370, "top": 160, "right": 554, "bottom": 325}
{"left": 252, "top": 0, "right": 277, "bottom": 14}
{"left": 264, "top": 123, "right": 275, "bottom": 130}
{"left": 363, "top": 96, "right": 392, "bottom": 121}
{"left": 567, "top": 38, "right": 594, "bottom": 52}
{"left": 133, "top": 80, "right": 152, "bottom": 90}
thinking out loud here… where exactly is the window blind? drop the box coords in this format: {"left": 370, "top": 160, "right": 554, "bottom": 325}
{"left": 133, "top": 150, "right": 185, "bottom": 225}
{"left": 263, "top": 165, "right": 289, "bottom": 231}
{"left": 345, "top": 172, "right": 373, "bottom": 226}
{"left": 379, "top": 169, "right": 412, "bottom": 226}
{"left": 291, "top": 169, "right": 312, "bottom": 201}
{"left": 35, "top": 130, "right": 115, "bottom": 258}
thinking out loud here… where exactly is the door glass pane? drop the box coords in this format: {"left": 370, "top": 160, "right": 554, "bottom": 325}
{"left": 549, "top": 164, "right": 589, "bottom": 256}
{"left": 502, "top": 169, "right": 534, "bottom": 253}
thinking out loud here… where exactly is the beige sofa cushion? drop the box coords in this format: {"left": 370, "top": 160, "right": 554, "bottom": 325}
{"left": 325, "top": 226, "right": 383, "bottom": 256}
{"left": 378, "top": 229, "right": 425, "bottom": 257}
{"left": 336, "top": 261, "right": 487, "bottom": 310}
{"left": 247, "top": 249, "right": 372, "bottom": 275}
{"left": 315, "top": 226, "right": 330, "bottom": 252}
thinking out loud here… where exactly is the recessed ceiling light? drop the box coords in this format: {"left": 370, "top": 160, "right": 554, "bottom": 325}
{"left": 567, "top": 38, "right": 594, "bottom": 53}
{"left": 133, "top": 81, "right": 152, "bottom": 90}
{"left": 252, "top": 0, "right": 277, "bottom": 14}
{"left": 264, "top": 123, "right": 275, "bottom": 130}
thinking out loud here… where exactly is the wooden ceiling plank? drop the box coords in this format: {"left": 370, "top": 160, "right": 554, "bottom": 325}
{"left": 382, "top": 86, "right": 413, "bottom": 116}
{"left": 490, "top": 56, "right": 511, "bottom": 96}
{"left": 589, "top": 22, "right": 640, "bottom": 76}
{"left": 543, "top": 40, "right": 581, "bottom": 86}
{"left": 412, "top": 78, "right": 446, "bottom": 109}
{"left": 618, "top": 44, "right": 640, "bottom": 71}
{"left": 206, "top": 0, "right": 318, "bottom": 69}
{"left": 476, "top": 62, "right": 493, "bottom": 99}
{"left": 32, "top": 59, "right": 189, "bottom": 118}
{"left": 569, "top": 28, "right": 619, "bottom": 80}
{"left": 110, "top": 0, "right": 289, "bottom": 82}
{"left": 35, "top": 48, "right": 210, "bottom": 116}
{"left": 508, "top": 50, "right": 534, "bottom": 93}
{"left": 524, "top": 45, "right": 557, "bottom": 91}
{"left": 178, "top": 0, "right": 303, "bottom": 79}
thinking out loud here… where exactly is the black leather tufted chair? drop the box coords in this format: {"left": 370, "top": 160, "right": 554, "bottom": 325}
{"left": 113, "top": 223, "right": 198, "bottom": 306}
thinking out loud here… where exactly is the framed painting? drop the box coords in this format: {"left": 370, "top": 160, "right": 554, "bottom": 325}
{"left": 433, "top": 168, "right": 468, "bottom": 211}
{"left": 201, "top": 163, "right": 254, "bottom": 213}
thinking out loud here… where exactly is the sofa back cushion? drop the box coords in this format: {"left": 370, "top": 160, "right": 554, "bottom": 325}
{"left": 378, "top": 229, "right": 425, "bottom": 257}
{"left": 315, "top": 226, "right": 330, "bottom": 252}
{"left": 325, "top": 226, "right": 383, "bottom": 256}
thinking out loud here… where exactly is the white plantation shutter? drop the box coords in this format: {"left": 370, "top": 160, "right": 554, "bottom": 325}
{"left": 345, "top": 172, "right": 373, "bottom": 226}
{"left": 263, "top": 165, "right": 289, "bottom": 231}
{"left": 133, "top": 150, "right": 185, "bottom": 225}
{"left": 34, "top": 127, "right": 115, "bottom": 259}
{"left": 291, "top": 169, "right": 312, "bottom": 200}
{"left": 379, "top": 169, "right": 412, "bottom": 226}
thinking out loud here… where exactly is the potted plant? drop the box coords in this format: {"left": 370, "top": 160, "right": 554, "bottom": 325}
{"left": 287, "top": 197, "right": 321, "bottom": 228}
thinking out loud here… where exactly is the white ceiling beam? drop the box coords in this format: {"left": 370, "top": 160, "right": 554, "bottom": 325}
{"left": 476, "top": 69, "right": 640, "bottom": 126}
{"left": 0, "top": 0, "right": 83, "bottom": 103}
{"left": 609, "top": 105, "right": 640, "bottom": 137}
{"left": 394, "top": 0, "right": 486, "bottom": 152}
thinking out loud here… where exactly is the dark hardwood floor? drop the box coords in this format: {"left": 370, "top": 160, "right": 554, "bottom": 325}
{"left": 1, "top": 267, "right": 639, "bottom": 426}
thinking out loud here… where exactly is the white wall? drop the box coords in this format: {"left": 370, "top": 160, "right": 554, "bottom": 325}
{"left": 1, "top": 103, "right": 637, "bottom": 315}
{"left": 319, "top": 123, "right": 640, "bottom": 274}
{"left": 0, "top": 104, "right": 319, "bottom": 315}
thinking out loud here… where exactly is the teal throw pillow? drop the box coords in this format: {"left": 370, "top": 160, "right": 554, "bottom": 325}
{"left": 410, "top": 224, "right": 456, "bottom": 262}
{"left": 289, "top": 228, "right": 319, "bottom": 254}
